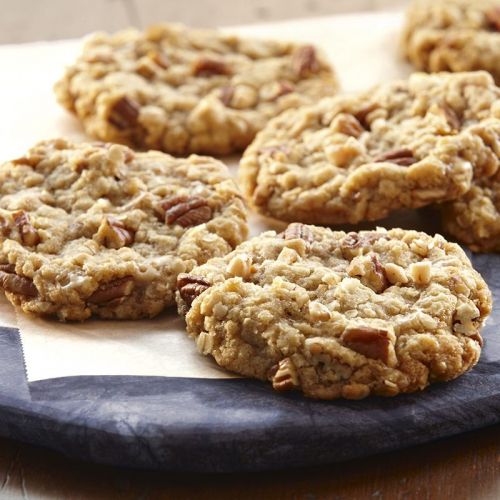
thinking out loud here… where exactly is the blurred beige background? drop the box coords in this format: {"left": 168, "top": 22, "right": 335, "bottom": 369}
{"left": 1, "top": 0, "right": 410, "bottom": 43}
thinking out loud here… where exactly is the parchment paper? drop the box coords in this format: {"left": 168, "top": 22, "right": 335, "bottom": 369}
{"left": 0, "top": 11, "right": 412, "bottom": 382}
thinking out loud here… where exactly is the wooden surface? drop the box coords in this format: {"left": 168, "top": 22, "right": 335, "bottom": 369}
{"left": 0, "top": 424, "right": 498, "bottom": 499}
{"left": 0, "top": 0, "right": 411, "bottom": 44}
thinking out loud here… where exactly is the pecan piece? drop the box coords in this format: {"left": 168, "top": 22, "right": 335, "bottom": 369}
{"left": 486, "top": 7, "right": 500, "bottom": 31}
{"left": 336, "top": 114, "right": 365, "bottom": 138}
{"left": 469, "top": 333, "right": 483, "bottom": 347}
{"left": 0, "top": 215, "right": 10, "bottom": 236}
{"left": 272, "top": 81, "right": 295, "bottom": 100}
{"left": 341, "top": 231, "right": 384, "bottom": 250}
{"left": 193, "top": 58, "right": 231, "bottom": 77}
{"left": 108, "top": 97, "right": 140, "bottom": 130}
{"left": 281, "top": 223, "right": 315, "bottom": 244}
{"left": 271, "top": 358, "right": 299, "bottom": 392}
{"left": 441, "top": 104, "right": 461, "bottom": 131}
{"left": 177, "top": 273, "right": 212, "bottom": 306}
{"left": 353, "top": 103, "right": 378, "bottom": 130}
{"left": 342, "top": 326, "right": 394, "bottom": 365}
{"left": 149, "top": 50, "right": 170, "bottom": 69}
{"left": 219, "top": 85, "right": 234, "bottom": 106}
{"left": 370, "top": 255, "right": 389, "bottom": 293}
{"left": 95, "top": 216, "right": 134, "bottom": 249}
{"left": 88, "top": 276, "right": 134, "bottom": 304}
{"left": 12, "top": 211, "right": 40, "bottom": 247}
{"left": 159, "top": 196, "right": 213, "bottom": 228}
{"left": 374, "top": 148, "right": 417, "bottom": 166}
{"left": 0, "top": 266, "right": 37, "bottom": 297}
{"left": 292, "top": 45, "right": 319, "bottom": 77}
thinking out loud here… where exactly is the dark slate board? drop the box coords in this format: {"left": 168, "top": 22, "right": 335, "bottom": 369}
{"left": 0, "top": 251, "right": 499, "bottom": 472}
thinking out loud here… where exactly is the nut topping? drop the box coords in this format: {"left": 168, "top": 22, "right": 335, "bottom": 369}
{"left": 12, "top": 211, "right": 40, "bottom": 247}
{"left": 271, "top": 358, "right": 300, "bottom": 391}
{"left": 441, "top": 104, "right": 461, "bottom": 130}
{"left": 335, "top": 114, "right": 365, "bottom": 138}
{"left": 95, "top": 216, "right": 134, "bottom": 249}
{"left": 0, "top": 215, "right": 9, "bottom": 236}
{"left": 292, "top": 45, "right": 319, "bottom": 77}
{"left": 374, "top": 149, "right": 417, "bottom": 166}
{"left": 177, "top": 273, "right": 212, "bottom": 306}
{"left": 88, "top": 276, "right": 134, "bottom": 304}
{"left": 0, "top": 265, "right": 37, "bottom": 297}
{"left": 370, "top": 254, "right": 389, "bottom": 293}
{"left": 486, "top": 7, "right": 500, "bottom": 31}
{"left": 342, "top": 326, "right": 394, "bottom": 365}
{"left": 159, "top": 195, "right": 213, "bottom": 228}
{"left": 340, "top": 231, "right": 385, "bottom": 253}
{"left": 193, "top": 58, "right": 231, "bottom": 77}
{"left": 108, "top": 97, "right": 140, "bottom": 130}
{"left": 272, "top": 81, "right": 295, "bottom": 100}
{"left": 353, "top": 103, "right": 378, "bottom": 130}
{"left": 281, "top": 223, "right": 315, "bottom": 244}
{"left": 149, "top": 50, "right": 170, "bottom": 69}
{"left": 219, "top": 85, "right": 234, "bottom": 106}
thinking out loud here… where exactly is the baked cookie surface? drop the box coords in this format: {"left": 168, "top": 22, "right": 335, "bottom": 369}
{"left": 55, "top": 23, "right": 338, "bottom": 156}
{"left": 176, "top": 224, "right": 491, "bottom": 400}
{"left": 240, "top": 71, "right": 500, "bottom": 225}
{"left": 402, "top": 0, "right": 500, "bottom": 84}
{"left": 0, "top": 139, "right": 247, "bottom": 321}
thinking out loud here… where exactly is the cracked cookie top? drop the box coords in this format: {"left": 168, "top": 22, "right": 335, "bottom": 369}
{"left": 55, "top": 23, "right": 338, "bottom": 156}
{"left": 239, "top": 71, "right": 500, "bottom": 225}
{"left": 0, "top": 139, "right": 247, "bottom": 321}
{"left": 401, "top": 0, "right": 500, "bottom": 84}
{"left": 176, "top": 224, "right": 491, "bottom": 400}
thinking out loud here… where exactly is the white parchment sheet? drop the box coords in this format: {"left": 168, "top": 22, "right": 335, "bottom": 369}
{"left": 0, "top": 11, "right": 411, "bottom": 382}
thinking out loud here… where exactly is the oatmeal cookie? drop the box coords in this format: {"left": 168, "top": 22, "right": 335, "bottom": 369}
{"left": 401, "top": 0, "right": 500, "bottom": 84}
{"left": 176, "top": 225, "right": 491, "bottom": 400}
{"left": 240, "top": 71, "right": 500, "bottom": 224}
{"left": 0, "top": 139, "right": 247, "bottom": 321}
{"left": 55, "top": 23, "right": 338, "bottom": 156}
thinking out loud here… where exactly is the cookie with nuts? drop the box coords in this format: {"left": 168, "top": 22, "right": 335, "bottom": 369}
{"left": 0, "top": 139, "right": 247, "bottom": 320}
{"left": 55, "top": 23, "right": 338, "bottom": 156}
{"left": 402, "top": 0, "right": 500, "bottom": 84}
{"left": 176, "top": 224, "right": 491, "bottom": 400}
{"left": 441, "top": 162, "right": 500, "bottom": 252}
{"left": 239, "top": 71, "right": 500, "bottom": 224}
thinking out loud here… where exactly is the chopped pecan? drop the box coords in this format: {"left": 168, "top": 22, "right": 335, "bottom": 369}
{"left": 177, "top": 273, "right": 211, "bottom": 306}
{"left": 281, "top": 223, "right": 315, "bottom": 244}
{"left": 95, "top": 216, "right": 134, "bottom": 249}
{"left": 219, "top": 85, "right": 234, "bottom": 106}
{"left": 353, "top": 103, "right": 378, "bottom": 130}
{"left": 336, "top": 114, "right": 365, "bottom": 138}
{"left": 108, "top": 97, "right": 140, "bottom": 130}
{"left": 88, "top": 276, "right": 134, "bottom": 304}
{"left": 370, "top": 255, "right": 389, "bottom": 293}
{"left": 341, "top": 231, "right": 384, "bottom": 250}
{"left": 342, "top": 326, "right": 393, "bottom": 364}
{"left": 0, "top": 266, "right": 37, "bottom": 297}
{"left": 0, "top": 215, "right": 10, "bottom": 236}
{"left": 441, "top": 104, "right": 461, "bottom": 130}
{"left": 292, "top": 45, "right": 319, "bottom": 77}
{"left": 159, "top": 195, "right": 213, "bottom": 228}
{"left": 149, "top": 50, "right": 170, "bottom": 69}
{"left": 12, "top": 211, "right": 40, "bottom": 247}
{"left": 486, "top": 7, "right": 500, "bottom": 31}
{"left": 193, "top": 58, "right": 231, "bottom": 77}
{"left": 272, "top": 81, "right": 295, "bottom": 100}
{"left": 271, "top": 358, "right": 299, "bottom": 392}
{"left": 374, "top": 148, "right": 417, "bottom": 166}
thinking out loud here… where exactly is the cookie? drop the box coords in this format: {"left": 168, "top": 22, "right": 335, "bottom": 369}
{"left": 176, "top": 224, "right": 491, "bottom": 400}
{"left": 442, "top": 167, "right": 500, "bottom": 253}
{"left": 55, "top": 23, "right": 338, "bottom": 156}
{"left": 0, "top": 139, "right": 247, "bottom": 321}
{"left": 240, "top": 71, "right": 500, "bottom": 225}
{"left": 401, "top": 0, "right": 500, "bottom": 84}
